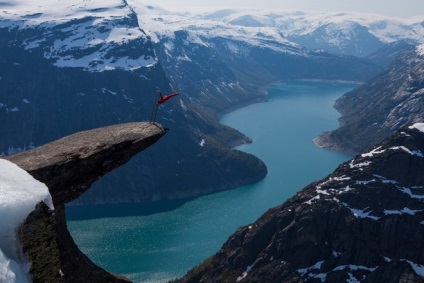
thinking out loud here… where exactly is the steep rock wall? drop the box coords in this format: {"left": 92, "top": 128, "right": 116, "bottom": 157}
{"left": 177, "top": 124, "right": 424, "bottom": 283}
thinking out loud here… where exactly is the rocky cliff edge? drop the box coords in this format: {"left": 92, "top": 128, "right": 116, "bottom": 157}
{"left": 3, "top": 122, "right": 167, "bottom": 282}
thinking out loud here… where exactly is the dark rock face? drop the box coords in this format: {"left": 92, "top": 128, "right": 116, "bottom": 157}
{"left": 4, "top": 122, "right": 166, "bottom": 282}
{"left": 18, "top": 202, "right": 63, "bottom": 283}
{"left": 176, "top": 124, "right": 424, "bottom": 283}
{"left": 315, "top": 46, "right": 424, "bottom": 155}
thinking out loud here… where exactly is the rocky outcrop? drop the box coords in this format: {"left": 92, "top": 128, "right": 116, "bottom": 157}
{"left": 176, "top": 123, "right": 424, "bottom": 283}
{"left": 315, "top": 45, "right": 424, "bottom": 155}
{"left": 4, "top": 122, "right": 167, "bottom": 282}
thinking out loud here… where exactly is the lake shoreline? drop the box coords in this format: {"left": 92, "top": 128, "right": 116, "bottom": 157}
{"left": 218, "top": 79, "right": 361, "bottom": 150}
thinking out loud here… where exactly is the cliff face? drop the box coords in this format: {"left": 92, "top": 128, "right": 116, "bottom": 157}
{"left": 316, "top": 45, "right": 424, "bottom": 155}
{"left": 177, "top": 123, "right": 424, "bottom": 283}
{"left": 3, "top": 122, "right": 166, "bottom": 282}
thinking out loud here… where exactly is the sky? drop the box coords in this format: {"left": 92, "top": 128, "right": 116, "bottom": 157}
{"left": 147, "top": 0, "right": 424, "bottom": 18}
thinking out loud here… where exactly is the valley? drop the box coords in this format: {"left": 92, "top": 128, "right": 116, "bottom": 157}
{"left": 66, "top": 81, "right": 354, "bottom": 282}
{"left": 0, "top": 1, "right": 423, "bottom": 282}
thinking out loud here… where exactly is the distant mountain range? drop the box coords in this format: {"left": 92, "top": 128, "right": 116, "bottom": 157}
{"left": 199, "top": 9, "right": 424, "bottom": 57}
{"left": 1, "top": 1, "right": 423, "bottom": 204}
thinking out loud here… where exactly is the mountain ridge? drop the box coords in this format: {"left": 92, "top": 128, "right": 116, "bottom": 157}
{"left": 315, "top": 43, "right": 424, "bottom": 155}
{"left": 196, "top": 9, "right": 424, "bottom": 57}
{"left": 176, "top": 123, "right": 424, "bottom": 283}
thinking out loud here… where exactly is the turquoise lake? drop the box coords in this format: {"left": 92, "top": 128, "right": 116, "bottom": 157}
{"left": 66, "top": 81, "right": 356, "bottom": 282}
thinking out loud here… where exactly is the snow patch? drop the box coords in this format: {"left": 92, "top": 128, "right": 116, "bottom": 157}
{"left": 0, "top": 159, "right": 53, "bottom": 283}
{"left": 400, "top": 207, "right": 422, "bottom": 215}
{"left": 361, "top": 146, "right": 386, "bottom": 158}
{"left": 297, "top": 261, "right": 327, "bottom": 282}
{"left": 416, "top": 45, "right": 424, "bottom": 56}
{"left": 372, "top": 174, "right": 398, "bottom": 184}
{"left": 390, "top": 146, "right": 424, "bottom": 158}
{"left": 199, "top": 139, "right": 205, "bottom": 147}
{"left": 384, "top": 207, "right": 422, "bottom": 216}
{"left": 399, "top": 187, "right": 424, "bottom": 200}
{"left": 315, "top": 176, "right": 350, "bottom": 190}
{"left": 384, "top": 257, "right": 392, "bottom": 262}
{"left": 333, "top": 264, "right": 377, "bottom": 272}
{"left": 298, "top": 261, "right": 378, "bottom": 282}
{"left": 341, "top": 203, "right": 379, "bottom": 220}
{"left": 101, "top": 88, "right": 117, "bottom": 95}
{"left": 349, "top": 207, "right": 379, "bottom": 220}
{"left": 237, "top": 264, "right": 254, "bottom": 281}
{"left": 333, "top": 250, "right": 342, "bottom": 257}
{"left": 337, "top": 186, "right": 354, "bottom": 194}
{"left": 316, "top": 189, "right": 330, "bottom": 195}
{"left": 334, "top": 176, "right": 351, "bottom": 181}
{"left": 403, "top": 260, "right": 424, "bottom": 276}
{"left": 54, "top": 53, "right": 156, "bottom": 72}
{"left": 356, "top": 179, "right": 376, "bottom": 185}
{"left": 298, "top": 260, "right": 324, "bottom": 276}
{"left": 409, "top": 123, "right": 424, "bottom": 133}
{"left": 305, "top": 194, "right": 321, "bottom": 205}
{"left": 349, "top": 160, "right": 371, "bottom": 169}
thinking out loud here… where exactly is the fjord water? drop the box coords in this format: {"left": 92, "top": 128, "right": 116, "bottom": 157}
{"left": 66, "top": 81, "right": 355, "bottom": 282}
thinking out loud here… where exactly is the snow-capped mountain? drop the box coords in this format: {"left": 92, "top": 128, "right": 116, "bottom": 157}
{"left": 4, "top": 2, "right": 419, "bottom": 72}
{"left": 0, "top": 0, "right": 156, "bottom": 72}
{"left": 198, "top": 9, "right": 424, "bottom": 57}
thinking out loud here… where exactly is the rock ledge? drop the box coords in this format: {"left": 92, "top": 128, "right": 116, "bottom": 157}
{"left": 4, "top": 122, "right": 166, "bottom": 282}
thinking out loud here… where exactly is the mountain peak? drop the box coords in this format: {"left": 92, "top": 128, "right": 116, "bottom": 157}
{"left": 0, "top": 0, "right": 157, "bottom": 72}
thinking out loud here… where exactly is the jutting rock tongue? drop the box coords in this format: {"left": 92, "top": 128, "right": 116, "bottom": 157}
{"left": 3, "top": 122, "right": 167, "bottom": 283}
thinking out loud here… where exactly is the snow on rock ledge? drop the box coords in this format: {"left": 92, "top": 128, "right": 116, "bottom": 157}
{"left": 0, "top": 159, "right": 53, "bottom": 283}
{"left": 410, "top": 122, "right": 424, "bottom": 133}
